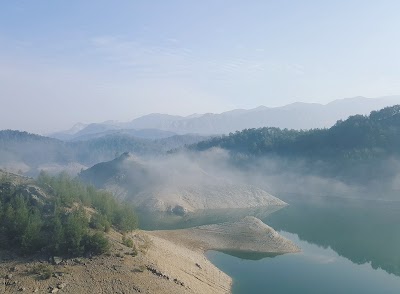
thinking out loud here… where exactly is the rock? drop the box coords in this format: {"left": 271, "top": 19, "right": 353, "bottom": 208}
{"left": 52, "top": 256, "right": 63, "bottom": 265}
{"left": 5, "top": 273, "right": 13, "bottom": 279}
{"left": 132, "top": 285, "right": 142, "bottom": 293}
{"left": 33, "top": 288, "right": 39, "bottom": 293}
{"left": 49, "top": 287, "right": 59, "bottom": 293}
{"left": 171, "top": 205, "right": 187, "bottom": 216}
{"left": 146, "top": 265, "right": 170, "bottom": 280}
{"left": 74, "top": 258, "right": 83, "bottom": 264}
{"left": 18, "top": 287, "right": 26, "bottom": 291}
{"left": 57, "top": 282, "right": 67, "bottom": 289}
{"left": 173, "top": 278, "right": 185, "bottom": 286}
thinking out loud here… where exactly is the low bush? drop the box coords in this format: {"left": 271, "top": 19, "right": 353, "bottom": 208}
{"left": 122, "top": 235, "right": 134, "bottom": 248}
{"left": 31, "top": 264, "right": 54, "bottom": 280}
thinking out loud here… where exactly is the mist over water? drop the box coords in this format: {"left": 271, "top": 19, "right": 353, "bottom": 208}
{"left": 129, "top": 149, "right": 400, "bottom": 293}
{"left": 2, "top": 1, "right": 400, "bottom": 293}
{"left": 163, "top": 148, "right": 400, "bottom": 202}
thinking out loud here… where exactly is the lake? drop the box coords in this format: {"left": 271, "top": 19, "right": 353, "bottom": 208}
{"left": 139, "top": 196, "right": 400, "bottom": 293}
{"left": 207, "top": 197, "right": 400, "bottom": 293}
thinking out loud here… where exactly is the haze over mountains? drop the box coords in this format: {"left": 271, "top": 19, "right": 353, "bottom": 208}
{"left": 0, "top": 131, "right": 206, "bottom": 176}
{"left": 50, "top": 96, "right": 400, "bottom": 140}
{"left": 79, "top": 152, "right": 286, "bottom": 214}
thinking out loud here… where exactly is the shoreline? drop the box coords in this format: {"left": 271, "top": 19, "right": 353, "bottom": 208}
{"left": 148, "top": 216, "right": 301, "bottom": 255}
{"left": 143, "top": 232, "right": 232, "bottom": 294}
{"left": 145, "top": 216, "right": 300, "bottom": 293}
{"left": 0, "top": 217, "right": 299, "bottom": 293}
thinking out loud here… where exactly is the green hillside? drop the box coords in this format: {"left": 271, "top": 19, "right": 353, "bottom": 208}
{"left": 0, "top": 170, "right": 137, "bottom": 256}
{"left": 193, "top": 105, "right": 400, "bottom": 160}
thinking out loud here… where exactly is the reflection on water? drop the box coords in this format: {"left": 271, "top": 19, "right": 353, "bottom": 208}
{"left": 207, "top": 232, "right": 400, "bottom": 294}
{"left": 137, "top": 205, "right": 284, "bottom": 230}
{"left": 217, "top": 250, "right": 282, "bottom": 261}
{"left": 263, "top": 197, "right": 400, "bottom": 277}
{"left": 138, "top": 195, "right": 400, "bottom": 293}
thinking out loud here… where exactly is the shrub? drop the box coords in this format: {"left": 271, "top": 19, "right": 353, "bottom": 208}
{"left": 89, "top": 213, "right": 110, "bottom": 232}
{"left": 84, "top": 232, "right": 110, "bottom": 255}
{"left": 122, "top": 235, "right": 134, "bottom": 248}
{"left": 31, "top": 264, "right": 54, "bottom": 280}
{"left": 131, "top": 245, "right": 138, "bottom": 257}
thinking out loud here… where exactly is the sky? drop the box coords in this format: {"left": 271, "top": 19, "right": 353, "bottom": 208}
{"left": 1, "top": 0, "right": 400, "bottom": 134}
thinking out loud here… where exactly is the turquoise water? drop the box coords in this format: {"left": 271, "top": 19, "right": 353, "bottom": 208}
{"left": 206, "top": 198, "right": 400, "bottom": 294}
{"left": 207, "top": 232, "right": 400, "bottom": 294}
{"left": 139, "top": 197, "right": 400, "bottom": 293}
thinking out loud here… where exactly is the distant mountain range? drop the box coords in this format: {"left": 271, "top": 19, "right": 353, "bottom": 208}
{"left": 50, "top": 96, "right": 400, "bottom": 140}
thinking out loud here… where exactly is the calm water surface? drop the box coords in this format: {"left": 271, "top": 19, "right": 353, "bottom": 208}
{"left": 139, "top": 197, "right": 400, "bottom": 294}
{"left": 207, "top": 198, "right": 400, "bottom": 294}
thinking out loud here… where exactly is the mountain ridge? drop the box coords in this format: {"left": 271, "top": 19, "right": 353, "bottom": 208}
{"left": 0, "top": 130, "right": 208, "bottom": 175}
{"left": 49, "top": 95, "right": 400, "bottom": 140}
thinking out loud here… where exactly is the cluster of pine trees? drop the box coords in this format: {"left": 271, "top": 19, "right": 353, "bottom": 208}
{"left": 0, "top": 172, "right": 137, "bottom": 256}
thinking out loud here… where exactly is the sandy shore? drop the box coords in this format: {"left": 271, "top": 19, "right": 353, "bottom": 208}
{"left": 143, "top": 233, "right": 232, "bottom": 294}
{"left": 0, "top": 217, "right": 298, "bottom": 293}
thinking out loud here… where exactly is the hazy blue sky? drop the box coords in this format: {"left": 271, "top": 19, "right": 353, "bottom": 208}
{"left": 1, "top": 1, "right": 400, "bottom": 133}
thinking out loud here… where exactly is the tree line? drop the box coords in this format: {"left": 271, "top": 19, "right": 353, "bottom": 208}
{"left": 191, "top": 105, "right": 400, "bottom": 161}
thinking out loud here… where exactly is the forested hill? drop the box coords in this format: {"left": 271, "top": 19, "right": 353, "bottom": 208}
{"left": 0, "top": 130, "right": 206, "bottom": 175}
{"left": 192, "top": 105, "right": 400, "bottom": 161}
{"left": 0, "top": 170, "right": 137, "bottom": 256}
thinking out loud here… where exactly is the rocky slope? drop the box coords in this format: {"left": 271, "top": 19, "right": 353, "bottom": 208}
{"left": 0, "top": 229, "right": 231, "bottom": 294}
{"left": 79, "top": 153, "right": 286, "bottom": 214}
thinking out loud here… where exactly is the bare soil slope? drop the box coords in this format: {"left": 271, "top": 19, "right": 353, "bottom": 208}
{"left": 0, "top": 230, "right": 231, "bottom": 294}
